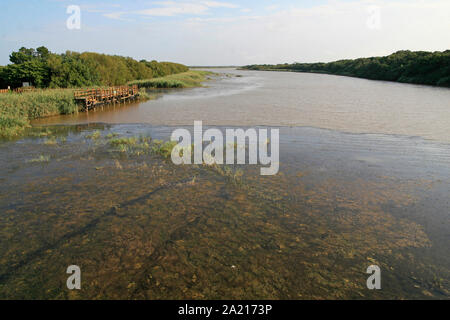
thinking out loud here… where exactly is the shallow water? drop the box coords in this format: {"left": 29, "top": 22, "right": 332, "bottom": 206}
{"left": 2, "top": 70, "right": 450, "bottom": 299}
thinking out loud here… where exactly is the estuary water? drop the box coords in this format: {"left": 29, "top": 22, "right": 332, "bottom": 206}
{"left": 1, "top": 69, "right": 449, "bottom": 299}
{"left": 35, "top": 68, "right": 450, "bottom": 142}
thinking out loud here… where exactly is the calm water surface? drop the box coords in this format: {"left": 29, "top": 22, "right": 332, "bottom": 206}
{"left": 35, "top": 68, "right": 450, "bottom": 142}
{"left": 1, "top": 70, "right": 449, "bottom": 299}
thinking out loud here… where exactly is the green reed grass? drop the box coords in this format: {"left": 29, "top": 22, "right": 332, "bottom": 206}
{"left": 0, "top": 89, "right": 77, "bottom": 138}
{"left": 151, "top": 140, "right": 178, "bottom": 159}
{"left": 128, "top": 70, "right": 213, "bottom": 89}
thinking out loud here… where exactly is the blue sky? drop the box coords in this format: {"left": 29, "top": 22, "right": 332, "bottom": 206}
{"left": 1, "top": 0, "right": 449, "bottom": 65}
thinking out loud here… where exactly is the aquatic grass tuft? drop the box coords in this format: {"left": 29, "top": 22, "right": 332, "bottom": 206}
{"left": 28, "top": 154, "right": 50, "bottom": 163}
{"left": 43, "top": 137, "right": 58, "bottom": 145}
{"left": 109, "top": 137, "right": 138, "bottom": 147}
{"left": 106, "top": 133, "right": 119, "bottom": 139}
{"left": 107, "top": 136, "right": 154, "bottom": 156}
{"left": 207, "top": 163, "right": 245, "bottom": 187}
{"left": 86, "top": 130, "right": 101, "bottom": 140}
{"left": 151, "top": 140, "right": 178, "bottom": 159}
{"left": 27, "top": 128, "right": 54, "bottom": 138}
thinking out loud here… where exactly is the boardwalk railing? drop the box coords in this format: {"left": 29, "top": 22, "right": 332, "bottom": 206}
{"left": 14, "top": 87, "right": 37, "bottom": 93}
{"left": 74, "top": 85, "right": 139, "bottom": 109}
{"left": 0, "top": 87, "right": 38, "bottom": 94}
{"left": 0, "top": 85, "right": 140, "bottom": 110}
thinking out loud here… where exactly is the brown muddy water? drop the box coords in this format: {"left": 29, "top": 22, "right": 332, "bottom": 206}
{"left": 1, "top": 70, "right": 449, "bottom": 299}
{"left": 35, "top": 68, "right": 450, "bottom": 142}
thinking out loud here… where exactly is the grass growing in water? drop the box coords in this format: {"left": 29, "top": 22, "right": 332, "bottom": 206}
{"left": 151, "top": 140, "right": 178, "bottom": 159}
{"left": 106, "top": 132, "right": 119, "bottom": 139}
{"left": 28, "top": 154, "right": 50, "bottom": 163}
{"left": 86, "top": 130, "right": 101, "bottom": 140}
{"left": 137, "top": 88, "right": 154, "bottom": 100}
{"left": 109, "top": 137, "right": 139, "bottom": 147}
{"left": 43, "top": 137, "right": 58, "bottom": 145}
{"left": 128, "top": 70, "right": 213, "bottom": 89}
{"left": 108, "top": 136, "right": 153, "bottom": 156}
{"left": 209, "top": 165, "right": 244, "bottom": 187}
{"left": 106, "top": 135, "right": 178, "bottom": 159}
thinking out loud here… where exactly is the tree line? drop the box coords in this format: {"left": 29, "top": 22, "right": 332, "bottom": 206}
{"left": 0, "top": 46, "right": 189, "bottom": 89}
{"left": 244, "top": 50, "right": 450, "bottom": 87}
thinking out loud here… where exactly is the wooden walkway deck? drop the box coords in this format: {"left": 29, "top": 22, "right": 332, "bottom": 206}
{"left": 74, "top": 85, "right": 139, "bottom": 110}
{"left": 0, "top": 85, "right": 141, "bottom": 111}
{"left": 0, "top": 87, "right": 38, "bottom": 94}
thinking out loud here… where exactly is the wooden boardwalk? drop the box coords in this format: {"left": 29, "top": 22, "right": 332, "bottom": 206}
{"left": 0, "top": 87, "right": 37, "bottom": 94}
{"left": 74, "top": 85, "right": 139, "bottom": 110}
{"left": 1, "top": 85, "right": 141, "bottom": 111}
{"left": 14, "top": 87, "right": 37, "bottom": 93}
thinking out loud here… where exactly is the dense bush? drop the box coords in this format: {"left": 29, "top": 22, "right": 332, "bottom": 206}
{"left": 0, "top": 47, "right": 189, "bottom": 89}
{"left": 244, "top": 50, "right": 450, "bottom": 87}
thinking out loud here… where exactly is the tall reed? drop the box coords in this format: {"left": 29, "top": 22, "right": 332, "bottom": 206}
{"left": 129, "top": 70, "right": 213, "bottom": 89}
{"left": 0, "top": 89, "right": 77, "bottom": 138}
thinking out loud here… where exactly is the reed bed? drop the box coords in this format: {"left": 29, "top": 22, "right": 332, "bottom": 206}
{"left": 128, "top": 70, "right": 213, "bottom": 89}
{"left": 0, "top": 89, "right": 77, "bottom": 138}
{"left": 0, "top": 71, "right": 212, "bottom": 138}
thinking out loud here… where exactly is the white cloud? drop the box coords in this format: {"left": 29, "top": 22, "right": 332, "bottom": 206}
{"left": 136, "top": 2, "right": 208, "bottom": 16}
{"left": 81, "top": 3, "right": 121, "bottom": 13}
{"left": 103, "top": 12, "right": 128, "bottom": 20}
{"left": 104, "top": 1, "right": 239, "bottom": 19}
{"left": 173, "top": 0, "right": 450, "bottom": 65}
{"left": 200, "top": 1, "right": 239, "bottom": 9}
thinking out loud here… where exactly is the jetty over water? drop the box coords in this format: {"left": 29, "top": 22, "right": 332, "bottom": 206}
{"left": 74, "top": 85, "right": 139, "bottom": 110}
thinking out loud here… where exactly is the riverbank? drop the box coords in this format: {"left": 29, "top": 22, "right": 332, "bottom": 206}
{"left": 243, "top": 50, "right": 450, "bottom": 87}
{"left": 0, "top": 70, "right": 213, "bottom": 138}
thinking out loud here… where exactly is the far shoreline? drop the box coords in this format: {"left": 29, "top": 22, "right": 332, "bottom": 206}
{"left": 239, "top": 67, "right": 450, "bottom": 89}
{"left": 242, "top": 50, "right": 450, "bottom": 88}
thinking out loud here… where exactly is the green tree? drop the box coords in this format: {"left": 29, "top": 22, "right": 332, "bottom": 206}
{"left": 0, "top": 46, "right": 189, "bottom": 89}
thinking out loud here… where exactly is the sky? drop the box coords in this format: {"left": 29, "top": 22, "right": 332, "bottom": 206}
{"left": 0, "top": 0, "right": 449, "bottom": 66}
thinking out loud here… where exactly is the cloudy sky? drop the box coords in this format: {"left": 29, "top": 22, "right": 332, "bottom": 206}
{"left": 0, "top": 0, "right": 449, "bottom": 66}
